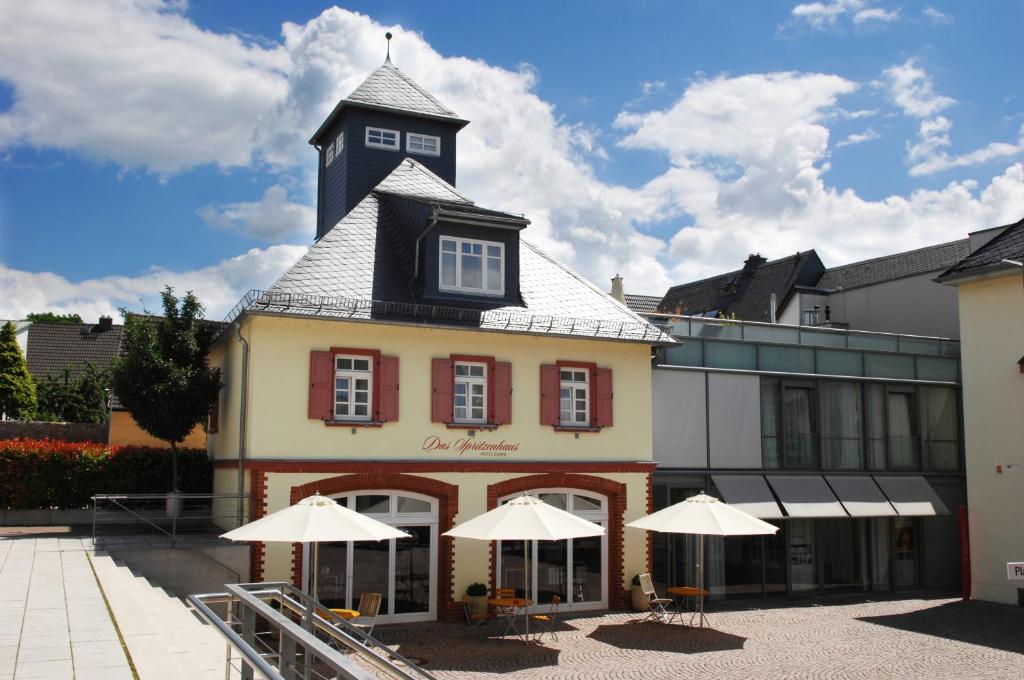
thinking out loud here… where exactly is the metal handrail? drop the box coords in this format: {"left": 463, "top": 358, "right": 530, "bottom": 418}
{"left": 188, "top": 593, "right": 283, "bottom": 680}
{"left": 91, "top": 493, "right": 247, "bottom": 582}
{"left": 190, "top": 582, "right": 436, "bottom": 680}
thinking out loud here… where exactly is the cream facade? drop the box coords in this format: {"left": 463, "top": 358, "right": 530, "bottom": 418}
{"left": 955, "top": 273, "right": 1024, "bottom": 604}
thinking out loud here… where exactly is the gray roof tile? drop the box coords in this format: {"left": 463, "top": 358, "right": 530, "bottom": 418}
{"left": 938, "top": 218, "right": 1024, "bottom": 282}
{"left": 26, "top": 322, "right": 123, "bottom": 381}
{"left": 260, "top": 161, "right": 671, "bottom": 344}
{"left": 623, "top": 294, "right": 663, "bottom": 315}
{"left": 346, "top": 61, "right": 463, "bottom": 121}
{"left": 820, "top": 238, "right": 970, "bottom": 290}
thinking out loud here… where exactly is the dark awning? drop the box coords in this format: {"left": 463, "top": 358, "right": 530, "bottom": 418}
{"left": 711, "top": 475, "right": 784, "bottom": 519}
{"left": 825, "top": 475, "right": 896, "bottom": 517}
{"left": 765, "top": 475, "right": 848, "bottom": 518}
{"left": 873, "top": 476, "right": 950, "bottom": 516}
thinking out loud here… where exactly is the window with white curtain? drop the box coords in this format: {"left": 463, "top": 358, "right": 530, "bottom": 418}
{"left": 820, "top": 382, "right": 863, "bottom": 469}
{"left": 782, "top": 384, "right": 816, "bottom": 467}
{"left": 885, "top": 389, "right": 917, "bottom": 468}
{"left": 919, "top": 386, "right": 960, "bottom": 471}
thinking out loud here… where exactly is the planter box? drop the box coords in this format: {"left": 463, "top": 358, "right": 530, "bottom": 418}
{"left": 0, "top": 509, "right": 94, "bottom": 526}
{"left": 465, "top": 595, "right": 488, "bottom": 622}
{"left": 630, "top": 584, "right": 650, "bottom": 612}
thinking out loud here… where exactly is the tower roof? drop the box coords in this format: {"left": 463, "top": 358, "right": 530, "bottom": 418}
{"left": 310, "top": 60, "right": 468, "bottom": 144}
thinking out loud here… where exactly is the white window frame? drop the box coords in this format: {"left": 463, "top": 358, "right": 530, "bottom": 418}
{"left": 334, "top": 131, "right": 344, "bottom": 157}
{"left": 453, "top": 361, "right": 487, "bottom": 424}
{"left": 305, "top": 491, "right": 439, "bottom": 624}
{"left": 559, "top": 368, "right": 590, "bottom": 427}
{"left": 496, "top": 489, "right": 608, "bottom": 612}
{"left": 438, "top": 236, "right": 505, "bottom": 296}
{"left": 333, "top": 355, "right": 373, "bottom": 421}
{"left": 325, "top": 143, "right": 335, "bottom": 167}
{"left": 406, "top": 132, "right": 440, "bottom": 157}
{"left": 365, "top": 126, "right": 400, "bottom": 150}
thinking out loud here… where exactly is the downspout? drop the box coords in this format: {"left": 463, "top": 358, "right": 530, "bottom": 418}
{"left": 234, "top": 320, "right": 250, "bottom": 526}
{"left": 409, "top": 206, "right": 441, "bottom": 302}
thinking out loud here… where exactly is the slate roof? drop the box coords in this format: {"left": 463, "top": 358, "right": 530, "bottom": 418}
{"left": 25, "top": 322, "right": 123, "bottom": 382}
{"left": 311, "top": 60, "right": 468, "bottom": 143}
{"left": 623, "top": 294, "right": 663, "bottom": 315}
{"left": 246, "top": 160, "right": 672, "bottom": 344}
{"left": 659, "top": 252, "right": 825, "bottom": 323}
{"left": 819, "top": 238, "right": 971, "bottom": 290}
{"left": 937, "top": 217, "right": 1024, "bottom": 283}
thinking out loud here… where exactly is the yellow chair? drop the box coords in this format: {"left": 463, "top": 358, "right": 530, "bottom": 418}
{"left": 530, "top": 595, "right": 561, "bottom": 642}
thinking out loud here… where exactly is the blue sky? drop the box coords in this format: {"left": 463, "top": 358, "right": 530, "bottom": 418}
{"left": 1, "top": 1, "right": 1022, "bottom": 320}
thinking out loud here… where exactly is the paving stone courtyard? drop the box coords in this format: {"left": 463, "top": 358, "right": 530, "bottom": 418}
{"left": 376, "top": 594, "right": 1024, "bottom": 679}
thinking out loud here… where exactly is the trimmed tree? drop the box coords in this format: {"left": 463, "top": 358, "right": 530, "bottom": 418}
{"left": 35, "top": 363, "right": 111, "bottom": 424}
{"left": 111, "top": 288, "right": 221, "bottom": 491}
{"left": 26, "top": 312, "right": 84, "bottom": 324}
{"left": 0, "top": 321, "right": 36, "bottom": 420}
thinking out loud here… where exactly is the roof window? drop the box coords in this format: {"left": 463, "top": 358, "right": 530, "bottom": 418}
{"left": 407, "top": 133, "right": 440, "bottom": 157}
{"left": 366, "top": 127, "right": 399, "bottom": 150}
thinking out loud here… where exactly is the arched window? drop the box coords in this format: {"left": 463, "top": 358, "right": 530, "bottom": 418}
{"left": 497, "top": 489, "right": 608, "bottom": 611}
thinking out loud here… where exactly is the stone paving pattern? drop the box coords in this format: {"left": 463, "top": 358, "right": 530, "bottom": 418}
{"left": 0, "top": 537, "right": 132, "bottom": 680}
{"left": 377, "top": 595, "right": 1024, "bottom": 679}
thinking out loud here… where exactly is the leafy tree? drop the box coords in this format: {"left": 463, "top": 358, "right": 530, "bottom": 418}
{"left": 34, "top": 363, "right": 111, "bottom": 424}
{"left": 26, "top": 312, "right": 84, "bottom": 324}
{"left": 110, "top": 288, "right": 221, "bottom": 491}
{"left": 0, "top": 321, "right": 36, "bottom": 420}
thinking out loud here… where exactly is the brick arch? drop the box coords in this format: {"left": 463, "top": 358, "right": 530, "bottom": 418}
{"left": 487, "top": 473, "right": 629, "bottom": 610}
{"left": 289, "top": 473, "right": 460, "bottom": 621}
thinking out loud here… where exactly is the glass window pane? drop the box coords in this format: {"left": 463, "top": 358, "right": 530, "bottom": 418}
{"left": 743, "top": 324, "right": 799, "bottom": 344}
{"left": 848, "top": 333, "right": 898, "bottom": 352}
{"left": 538, "top": 493, "right": 567, "bottom": 509}
{"left": 462, "top": 253, "right": 482, "bottom": 288}
{"left": 353, "top": 359, "right": 370, "bottom": 371}
{"left": 486, "top": 262, "right": 502, "bottom": 291}
{"left": 799, "top": 329, "right": 847, "bottom": 348}
{"left": 338, "top": 358, "right": 352, "bottom": 370}
{"left": 487, "top": 245, "right": 501, "bottom": 258}
{"left": 758, "top": 345, "right": 815, "bottom": 373}
{"left": 783, "top": 386, "right": 815, "bottom": 466}
{"left": 820, "top": 382, "right": 863, "bottom": 469}
{"left": 916, "top": 356, "right": 959, "bottom": 382}
{"left": 396, "top": 496, "right": 432, "bottom": 513}
{"left": 761, "top": 379, "right": 780, "bottom": 468}
{"left": 663, "top": 339, "right": 703, "bottom": 366}
{"left": 816, "top": 349, "right": 863, "bottom": 376}
{"left": 866, "top": 384, "right": 887, "bottom": 469}
{"left": 355, "top": 495, "right": 390, "bottom": 514}
{"left": 470, "top": 366, "right": 484, "bottom": 377}
{"left": 704, "top": 341, "right": 756, "bottom": 370}
{"left": 560, "top": 371, "right": 571, "bottom": 380}
{"left": 573, "top": 494, "right": 603, "bottom": 511}
{"left": 441, "top": 240, "right": 456, "bottom": 253}
{"left": 394, "top": 526, "right": 431, "bottom": 614}
{"left": 441, "top": 253, "right": 456, "bottom": 286}
{"left": 455, "top": 365, "right": 468, "bottom": 376}
{"left": 886, "top": 392, "right": 917, "bottom": 468}
{"left": 919, "top": 386, "right": 960, "bottom": 471}
{"left": 865, "top": 353, "right": 915, "bottom": 379}
{"left": 572, "top": 534, "right": 603, "bottom": 602}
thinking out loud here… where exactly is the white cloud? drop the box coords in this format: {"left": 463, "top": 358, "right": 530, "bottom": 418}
{"left": 836, "top": 128, "right": 881, "bottom": 147}
{"left": 884, "top": 59, "right": 955, "bottom": 118}
{"left": 854, "top": 7, "right": 900, "bottom": 23}
{"left": 0, "top": 0, "right": 289, "bottom": 174}
{"left": 640, "top": 80, "right": 666, "bottom": 96}
{"left": 922, "top": 7, "right": 954, "bottom": 24}
{"left": 0, "top": 245, "right": 306, "bottom": 321}
{"left": 883, "top": 59, "right": 1024, "bottom": 176}
{"left": 199, "top": 184, "right": 315, "bottom": 242}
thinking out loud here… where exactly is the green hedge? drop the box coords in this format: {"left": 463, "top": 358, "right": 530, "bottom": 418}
{"left": 0, "top": 438, "right": 212, "bottom": 510}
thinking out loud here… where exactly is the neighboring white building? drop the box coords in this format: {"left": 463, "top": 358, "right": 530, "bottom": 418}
{"left": 938, "top": 217, "right": 1024, "bottom": 605}
{"left": 2, "top": 320, "right": 31, "bottom": 356}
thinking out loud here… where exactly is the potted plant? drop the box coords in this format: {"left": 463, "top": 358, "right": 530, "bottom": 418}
{"left": 465, "top": 582, "right": 489, "bottom": 622}
{"left": 630, "top": 574, "right": 650, "bottom": 611}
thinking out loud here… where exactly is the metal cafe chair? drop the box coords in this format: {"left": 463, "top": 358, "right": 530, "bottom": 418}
{"left": 352, "top": 592, "right": 383, "bottom": 639}
{"left": 494, "top": 588, "right": 521, "bottom": 636}
{"left": 530, "top": 595, "right": 561, "bottom": 642}
{"left": 637, "top": 573, "right": 674, "bottom": 622}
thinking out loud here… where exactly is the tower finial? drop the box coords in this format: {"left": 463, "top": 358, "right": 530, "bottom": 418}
{"left": 385, "top": 31, "right": 392, "bottom": 63}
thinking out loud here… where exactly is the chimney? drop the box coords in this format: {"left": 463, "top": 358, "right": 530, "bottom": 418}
{"left": 610, "top": 274, "right": 625, "bottom": 303}
{"left": 95, "top": 316, "right": 113, "bottom": 332}
{"left": 743, "top": 253, "right": 767, "bottom": 272}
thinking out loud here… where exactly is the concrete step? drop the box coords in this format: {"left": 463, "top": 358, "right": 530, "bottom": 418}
{"left": 91, "top": 553, "right": 236, "bottom": 679}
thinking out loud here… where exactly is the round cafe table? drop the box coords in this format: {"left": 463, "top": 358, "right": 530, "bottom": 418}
{"left": 487, "top": 598, "right": 533, "bottom": 640}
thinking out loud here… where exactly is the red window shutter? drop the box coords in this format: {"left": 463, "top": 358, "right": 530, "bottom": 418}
{"left": 492, "top": 361, "right": 512, "bottom": 425}
{"left": 308, "top": 350, "right": 334, "bottom": 420}
{"left": 539, "top": 364, "right": 560, "bottom": 426}
{"left": 431, "top": 358, "right": 453, "bottom": 423}
{"left": 594, "top": 367, "right": 613, "bottom": 428}
{"left": 379, "top": 355, "right": 400, "bottom": 422}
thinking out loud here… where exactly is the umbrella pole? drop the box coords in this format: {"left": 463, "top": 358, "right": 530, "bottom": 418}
{"left": 698, "top": 535, "right": 705, "bottom": 629}
{"left": 524, "top": 540, "right": 530, "bottom": 642}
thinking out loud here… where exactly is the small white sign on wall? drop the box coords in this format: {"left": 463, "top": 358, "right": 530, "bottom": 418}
{"left": 1008, "top": 562, "right": 1024, "bottom": 581}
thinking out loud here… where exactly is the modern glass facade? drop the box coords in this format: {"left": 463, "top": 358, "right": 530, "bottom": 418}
{"left": 650, "top": 315, "right": 966, "bottom": 602}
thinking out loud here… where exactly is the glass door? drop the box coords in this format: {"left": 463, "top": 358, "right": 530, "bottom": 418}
{"left": 497, "top": 490, "right": 607, "bottom": 611}
{"left": 314, "top": 492, "right": 438, "bottom": 623}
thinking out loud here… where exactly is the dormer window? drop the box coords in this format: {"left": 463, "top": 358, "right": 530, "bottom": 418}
{"left": 335, "top": 131, "right": 344, "bottom": 156}
{"left": 325, "top": 143, "right": 335, "bottom": 167}
{"left": 366, "top": 127, "right": 399, "bottom": 150}
{"left": 407, "top": 133, "right": 440, "bottom": 157}
{"left": 439, "top": 236, "right": 504, "bottom": 295}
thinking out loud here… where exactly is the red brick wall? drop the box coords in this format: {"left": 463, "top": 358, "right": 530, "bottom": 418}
{"left": 249, "top": 470, "right": 267, "bottom": 581}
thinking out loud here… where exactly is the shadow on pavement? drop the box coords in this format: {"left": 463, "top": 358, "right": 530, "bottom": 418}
{"left": 387, "top": 633, "right": 561, "bottom": 673}
{"left": 587, "top": 620, "right": 746, "bottom": 653}
{"left": 858, "top": 599, "right": 1024, "bottom": 655}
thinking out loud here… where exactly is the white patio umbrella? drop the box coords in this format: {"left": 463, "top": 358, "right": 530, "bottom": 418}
{"left": 626, "top": 492, "right": 778, "bottom": 628}
{"left": 221, "top": 493, "right": 408, "bottom": 599}
{"left": 443, "top": 494, "right": 605, "bottom": 641}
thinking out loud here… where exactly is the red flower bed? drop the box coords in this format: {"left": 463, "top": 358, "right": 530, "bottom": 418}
{"left": 0, "top": 437, "right": 211, "bottom": 510}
